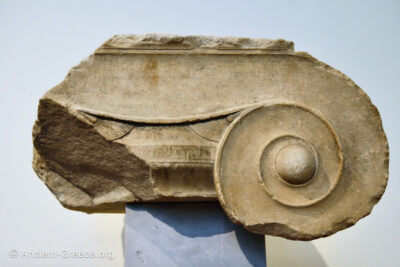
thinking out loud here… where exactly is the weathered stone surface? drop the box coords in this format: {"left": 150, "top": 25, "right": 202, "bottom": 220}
{"left": 214, "top": 102, "right": 388, "bottom": 240}
{"left": 32, "top": 34, "right": 388, "bottom": 240}
{"left": 99, "top": 34, "right": 294, "bottom": 51}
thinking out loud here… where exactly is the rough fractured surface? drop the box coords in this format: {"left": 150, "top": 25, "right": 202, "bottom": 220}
{"left": 32, "top": 34, "right": 389, "bottom": 240}
{"left": 98, "top": 34, "right": 294, "bottom": 51}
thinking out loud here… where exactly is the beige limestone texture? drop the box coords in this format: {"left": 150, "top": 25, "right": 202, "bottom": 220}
{"left": 32, "top": 34, "right": 388, "bottom": 240}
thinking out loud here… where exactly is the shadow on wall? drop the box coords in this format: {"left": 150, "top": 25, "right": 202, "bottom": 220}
{"left": 266, "top": 236, "right": 328, "bottom": 267}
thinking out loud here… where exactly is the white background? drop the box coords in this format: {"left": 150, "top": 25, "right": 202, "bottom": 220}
{"left": 0, "top": 1, "right": 399, "bottom": 266}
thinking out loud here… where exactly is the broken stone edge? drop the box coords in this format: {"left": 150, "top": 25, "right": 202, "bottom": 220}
{"left": 96, "top": 34, "right": 294, "bottom": 53}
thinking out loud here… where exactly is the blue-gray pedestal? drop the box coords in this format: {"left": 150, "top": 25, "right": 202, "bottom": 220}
{"left": 125, "top": 203, "right": 266, "bottom": 267}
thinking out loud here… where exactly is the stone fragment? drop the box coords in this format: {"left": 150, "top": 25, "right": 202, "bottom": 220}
{"left": 32, "top": 34, "right": 388, "bottom": 240}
